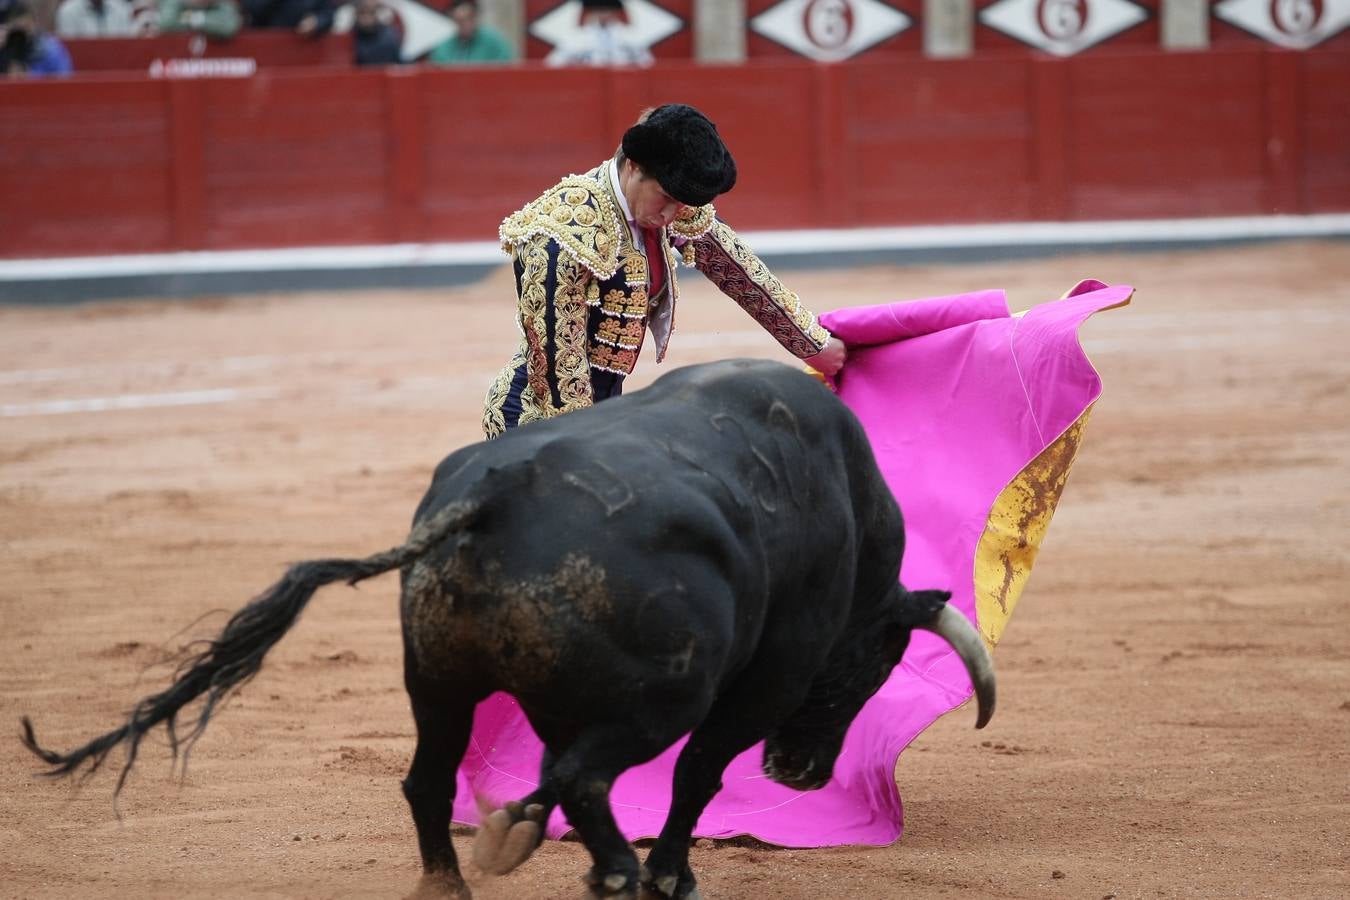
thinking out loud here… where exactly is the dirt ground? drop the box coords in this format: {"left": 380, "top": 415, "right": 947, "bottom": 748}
{"left": 2, "top": 240, "right": 1347, "bottom": 900}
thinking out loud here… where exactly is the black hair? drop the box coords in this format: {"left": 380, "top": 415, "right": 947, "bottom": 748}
{"left": 619, "top": 104, "right": 736, "bottom": 207}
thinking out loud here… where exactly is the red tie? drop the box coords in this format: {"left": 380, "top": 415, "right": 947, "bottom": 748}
{"left": 642, "top": 227, "right": 665, "bottom": 302}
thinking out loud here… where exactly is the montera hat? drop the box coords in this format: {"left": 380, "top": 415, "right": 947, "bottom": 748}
{"left": 620, "top": 104, "right": 737, "bottom": 207}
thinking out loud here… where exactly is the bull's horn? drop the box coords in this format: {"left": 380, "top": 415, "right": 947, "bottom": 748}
{"left": 919, "top": 604, "right": 996, "bottom": 729}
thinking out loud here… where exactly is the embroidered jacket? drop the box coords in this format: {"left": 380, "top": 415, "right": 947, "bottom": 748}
{"left": 482, "top": 161, "right": 831, "bottom": 438}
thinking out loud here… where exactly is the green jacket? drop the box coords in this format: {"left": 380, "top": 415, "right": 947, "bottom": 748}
{"left": 427, "top": 24, "right": 514, "bottom": 64}
{"left": 158, "top": 0, "right": 241, "bottom": 39}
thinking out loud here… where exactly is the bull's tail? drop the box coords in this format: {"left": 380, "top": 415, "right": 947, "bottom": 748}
{"left": 20, "top": 499, "right": 479, "bottom": 797}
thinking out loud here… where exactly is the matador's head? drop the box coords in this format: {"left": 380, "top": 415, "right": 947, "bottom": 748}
{"left": 620, "top": 104, "right": 738, "bottom": 208}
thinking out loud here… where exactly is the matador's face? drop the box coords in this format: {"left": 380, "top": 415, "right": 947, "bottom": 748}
{"left": 620, "top": 160, "right": 689, "bottom": 231}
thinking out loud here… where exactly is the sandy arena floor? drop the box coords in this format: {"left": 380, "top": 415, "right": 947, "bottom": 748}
{"left": 1, "top": 241, "right": 1347, "bottom": 899}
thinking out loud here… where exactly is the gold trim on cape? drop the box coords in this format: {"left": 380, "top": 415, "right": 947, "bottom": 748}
{"left": 973, "top": 409, "right": 1091, "bottom": 648}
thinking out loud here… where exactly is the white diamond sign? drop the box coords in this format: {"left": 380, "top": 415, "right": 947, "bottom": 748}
{"left": 1215, "top": 0, "right": 1350, "bottom": 49}
{"left": 329, "top": 0, "right": 456, "bottom": 61}
{"left": 530, "top": 0, "right": 685, "bottom": 52}
{"left": 750, "top": 0, "right": 912, "bottom": 62}
{"left": 979, "top": 0, "right": 1148, "bottom": 56}
{"left": 385, "top": 0, "right": 457, "bottom": 61}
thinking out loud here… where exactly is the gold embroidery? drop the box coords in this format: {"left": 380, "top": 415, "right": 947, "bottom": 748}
{"left": 590, "top": 344, "right": 639, "bottom": 374}
{"left": 481, "top": 349, "right": 521, "bottom": 439}
{"left": 600, "top": 287, "right": 648, "bottom": 320}
{"left": 593, "top": 281, "right": 650, "bottom": 368}
{"left": 590, "top": 345, "right": 615, "bottom": 370}
{"left": 621, "top": 319, "right": 644, "bottom": 346}
{"left": 499, "top": 167, "right": 625, "bottom": 279}
{"left": 552, "top": 259, "right": 593, "bottom": 413}
{"left": 517, "top": 240, "right": 554, "bottom": 416}
{"left": 597, "top": 318, "right": 645, "bottom": 349}
{"left": 692, "top": 220, "right": 831, "bottom": 358}
{"left": 595, "top": 318, "right": 623, "bottom": 346}
{"left": 669, "top": 203, "right": 717, "bottom": 241}
{"left": 517, "top": 240, "right": 594, "bottom": 425}
{"left": 622, "top": 249, "right": 647, "bottom": 287}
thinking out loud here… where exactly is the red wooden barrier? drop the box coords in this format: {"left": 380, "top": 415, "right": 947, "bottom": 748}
{"left": 1, "top": 48, "right": 1346, "bottom": 259}
{"left": 1302, "top": 50, "right": 1350, "bottom": 211}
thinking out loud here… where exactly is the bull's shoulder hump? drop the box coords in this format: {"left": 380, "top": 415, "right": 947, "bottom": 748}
{"left": 650, "top": 359, "right": 843, "bottom": 418}
{"left": 650, "top": 358, "right": 806, "bottom": 394}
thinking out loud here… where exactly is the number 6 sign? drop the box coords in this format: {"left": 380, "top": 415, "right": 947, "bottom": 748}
{"left": 751, "top": 0, "right": 912, "bottom": 61}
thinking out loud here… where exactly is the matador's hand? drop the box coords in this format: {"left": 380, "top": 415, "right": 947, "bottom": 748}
{"left": 805, "top": 337, "right": 847, "bottom": 377}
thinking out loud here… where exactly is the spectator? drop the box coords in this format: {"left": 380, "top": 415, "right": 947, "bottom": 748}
{"left": 546, "top": 0, "right": 651, "bottom": 67}
{"left": 1, "top": 0, "right": 73, "bottom": 76}
{"left": 352, "top": 0, "right": 399, "bottom": 65}
{"left": 155, "top": 0, "right": 241, "bottom": 38}
{"left": 426, "top": 0, "right": 511, "bottom": 65}
{"left": 241, "top": 0, "right": 336, "bottom": 35}
{"left": 54, "top": 0, "right": 144, "bottom": 37}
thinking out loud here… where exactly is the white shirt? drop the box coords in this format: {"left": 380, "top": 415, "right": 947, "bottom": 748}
{"left": 607, "top": 158, "right": 644, "bottom": 251}
{"left": 547, "top": 21, "right": 654, "bottom": 68}
{"left": 55, "top": 0, "right": 143, "bottom": 36}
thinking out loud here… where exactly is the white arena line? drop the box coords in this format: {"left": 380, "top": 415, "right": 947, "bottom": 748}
{"left": 2, "top": 214, "right": 1347, "bottom": 281}
{"left": 0, "top": 349, "right": 412, "bottom": 387}
{"left": 1, "top": 387, "right": 278, "bottom": 418}
{"left": 0, "top": 242, "right": 504, "bottom": 281}
{"left": 744, "top": 214, "right": 1350, "bottom": 254}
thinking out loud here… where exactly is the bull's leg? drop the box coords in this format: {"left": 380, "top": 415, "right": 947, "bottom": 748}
{"left": 550, "top": 724, "right": 675, "bottom": 898}
{"left": 402, "top": 692, "right": 476, "bottom": 900}
{"left": 640, "top": 677, "right": 810, "bottom": 900}
{"left": 472, "top": 749, "right": 558, "bottom": 875}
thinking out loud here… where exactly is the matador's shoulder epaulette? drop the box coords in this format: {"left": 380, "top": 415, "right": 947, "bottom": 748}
{"left": 668, "top": 203, "right": 717, "bottom": 241}
{"left": 499, "top": 171, "right": 625, "bottom": 279}
{"left": 667, "top": 203, "right": 717, "bottom": 264}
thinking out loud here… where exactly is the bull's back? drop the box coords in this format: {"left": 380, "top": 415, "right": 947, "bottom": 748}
{"left": 402, "top": 360, "right": 898, "bottom": 703}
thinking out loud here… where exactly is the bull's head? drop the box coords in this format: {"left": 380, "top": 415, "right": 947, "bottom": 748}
{"left": 763, "top": 589, "right": 995, "bottom": 791}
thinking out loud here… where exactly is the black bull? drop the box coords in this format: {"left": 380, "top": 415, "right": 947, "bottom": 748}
{"left": 22, "top": 358, "right": 995, "bottom": 900}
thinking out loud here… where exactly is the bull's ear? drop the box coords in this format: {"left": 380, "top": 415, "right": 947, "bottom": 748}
{"left": 898, "top": 588, "right": 951, "bottom": 628}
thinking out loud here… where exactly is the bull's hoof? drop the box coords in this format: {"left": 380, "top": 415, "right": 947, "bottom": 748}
{"left": 763, "top": 754, "right": 831, "bottom": 791}
{"left": 404, "top": 871, "right": 472, "bottom": 900}
{"left": 472, "top": 803, "right": 545, "bottom": 875}
{"left": 584, "top": 868, "right": 639, "bottom": 898}
{"left": 638, "top": 865, "right": 702, "bottom": 900}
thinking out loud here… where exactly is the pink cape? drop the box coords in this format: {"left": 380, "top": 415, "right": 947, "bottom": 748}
{"left": 451, "top": 281, "right": 1130, "bottom": 847}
